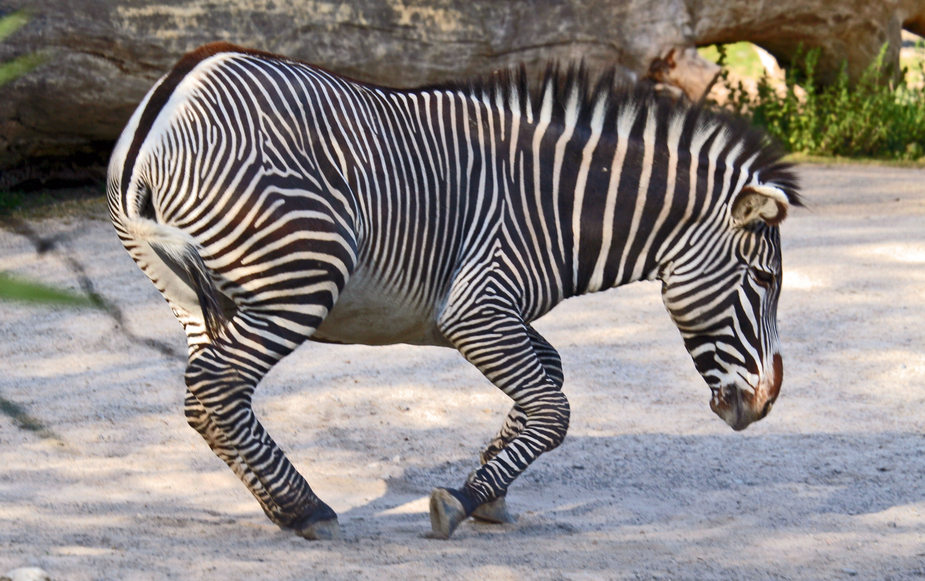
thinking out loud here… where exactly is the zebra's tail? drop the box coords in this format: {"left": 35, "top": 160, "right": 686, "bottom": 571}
{"left": 103, "top": 39, "right": 231, "bottom": 345}
{"left": 111, "top": 175, "right": 226, "bottom": 343}
{"left": 123, "top": 216, "right": 226, "bottom": 341}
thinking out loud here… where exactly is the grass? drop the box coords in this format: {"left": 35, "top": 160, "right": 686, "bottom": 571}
{"left": 0, "top": 186, "right": 107, "bottom": 220}
{"left": 0, "top": 190, "right": 26, "bottom": 214}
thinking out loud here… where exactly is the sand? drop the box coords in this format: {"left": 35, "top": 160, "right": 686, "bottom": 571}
{"left": 1, "top": 164, "right": 923, "bottom": 580}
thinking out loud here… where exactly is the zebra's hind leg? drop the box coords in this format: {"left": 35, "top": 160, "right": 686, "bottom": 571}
{"left": 470, "top": 325, "right": 564, "bottom": 524}
{"left": 431, "top": 308, "right": 570, "bottom": 538}
{"left": 183, "top": 388, "right": 338, "bottom": 539}
{"left": 184, "top": 319, "right": 339, "bottom": 540}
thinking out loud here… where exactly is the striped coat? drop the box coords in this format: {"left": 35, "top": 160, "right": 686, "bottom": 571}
{"left": 108, "top": 43, "right": 800, "bottom": 539}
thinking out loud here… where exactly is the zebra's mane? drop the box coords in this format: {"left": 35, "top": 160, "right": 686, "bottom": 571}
{"left": 158, "top": 45, "right": 800, "bottom": 206}
{"left": 423, "top": 63, "right": 802, "bottom": 206}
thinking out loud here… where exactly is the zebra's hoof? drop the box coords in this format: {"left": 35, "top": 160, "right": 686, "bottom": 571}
{"left": 471, "top": 496, "right": 515, "bottom": 524}
{"left": 428, "top": 488, "right": 467, "bottom": 539}
{"left": 295, "top": 516, "right": 340, "bottom": 540}
{"left": 290, "top": 503, "right": 341, "bottom": 540}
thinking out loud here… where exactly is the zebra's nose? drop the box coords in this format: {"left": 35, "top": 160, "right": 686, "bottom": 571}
{"left": 728, "top": 391, "right": 752, "bottom": 431}
{"left": 710, "top": 384, "right": 761, "bottom": 431}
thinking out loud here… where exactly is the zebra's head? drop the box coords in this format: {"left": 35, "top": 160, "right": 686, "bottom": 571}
{"left": 660, "top": 181, "right": 798, "bottom": 431}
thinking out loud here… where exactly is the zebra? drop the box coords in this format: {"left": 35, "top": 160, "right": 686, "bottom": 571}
{"left": 107, "top": 42, "right": 801, "bottom": 540}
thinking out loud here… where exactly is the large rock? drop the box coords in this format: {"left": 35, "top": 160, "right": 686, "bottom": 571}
{"left": 0, "top": 0, "right": 923, "bottom": 185}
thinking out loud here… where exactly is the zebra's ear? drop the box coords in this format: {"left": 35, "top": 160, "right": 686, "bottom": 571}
{"left": 731, "top": 185, "right": 790, "bottom": 227}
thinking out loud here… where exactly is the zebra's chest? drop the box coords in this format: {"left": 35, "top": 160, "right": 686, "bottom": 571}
{"left": 312, "top": 271, "right": 449, "bottom": 347}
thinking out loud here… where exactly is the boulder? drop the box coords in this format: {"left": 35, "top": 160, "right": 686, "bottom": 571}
{"left": 1, "top": 567, "right": 51, "bottom": 581}
{"left": 0, "top": 0, "right": 923, "bottom": 185}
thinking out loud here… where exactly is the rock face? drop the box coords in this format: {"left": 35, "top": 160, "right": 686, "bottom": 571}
{"left": 0, "top": 0, "right": 923, "bottom": 183}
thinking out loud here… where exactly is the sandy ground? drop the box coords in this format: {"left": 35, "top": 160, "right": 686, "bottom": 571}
{"left": 0, "top": 164, "right": 923, "bottom": 580}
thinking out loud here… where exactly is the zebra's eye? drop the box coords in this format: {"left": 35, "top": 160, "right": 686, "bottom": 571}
{"left": 752, "top": 268, "right": 775, "bottom": 288}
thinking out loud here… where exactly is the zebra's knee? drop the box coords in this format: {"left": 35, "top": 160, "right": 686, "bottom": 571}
{"left": 184, "top": 348, "right": 215, "bottom": 390}
{"left": 185, "top": 348, "right": 244, "bottom": 392}
{"left": 183, "top": 392, "right": 210, "bottom": 434}
{"left": 183, "top": 349, "right": 255, "bottom": 431}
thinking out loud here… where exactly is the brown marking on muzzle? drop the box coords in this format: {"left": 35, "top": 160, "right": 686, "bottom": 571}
{"left": 769, "top": 352, "right": 783, "bottom": 401}
{"left": 711, "top": 353, "right": 783, "bottom": 430}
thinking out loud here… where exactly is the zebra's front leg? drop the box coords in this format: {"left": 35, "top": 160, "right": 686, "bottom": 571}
{"left": 431, "top": 309, "right": 570, "bottom": 538}
{"left": 471, "top": 326, "right": 564, "bottom": 524}
{"left": 185, "top": 345, "right": 339, "bottom": 540}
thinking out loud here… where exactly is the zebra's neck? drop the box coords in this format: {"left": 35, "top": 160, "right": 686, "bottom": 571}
{"left": 498, "top": 88, "right": 728, "bottom": 306}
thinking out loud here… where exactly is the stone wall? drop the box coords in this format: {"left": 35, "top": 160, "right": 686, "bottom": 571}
{"left": 1, "top": 0, "right": 923, "bottom": 184}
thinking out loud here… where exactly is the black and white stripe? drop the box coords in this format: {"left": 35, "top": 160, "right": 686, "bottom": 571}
{"left": 108, "top": 43, "right": 800, "bottom": 539}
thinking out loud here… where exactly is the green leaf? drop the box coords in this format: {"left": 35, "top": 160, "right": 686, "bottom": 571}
{"left": 0, "top": 10, "right": 29, "bottom": 43}
{"left": 0, "top": 271, "right": 100, "bottom": 307}
{"left": 0, "top": 52, "right": 46, "bottom": 87}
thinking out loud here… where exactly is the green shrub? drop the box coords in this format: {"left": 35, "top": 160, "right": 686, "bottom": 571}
{"left": 714, "top": 44, "right": 925, "bottom": 161}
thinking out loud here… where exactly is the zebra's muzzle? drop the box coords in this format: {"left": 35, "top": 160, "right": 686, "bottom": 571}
{"left": 710, "top": 357, "right": 781, "bottom": 430}
{"left": 710, "top": 384, "right": 763, "bottom": 431}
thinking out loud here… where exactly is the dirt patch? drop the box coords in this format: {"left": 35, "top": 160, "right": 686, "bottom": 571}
{"left": 1, "top": 164, "right": 923, "bottom": 580}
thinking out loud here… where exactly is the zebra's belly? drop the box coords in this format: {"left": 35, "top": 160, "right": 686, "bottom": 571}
{"left": 312, "top": 275, "right": 449, "bottom": 347}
